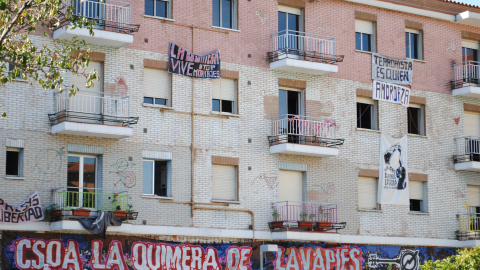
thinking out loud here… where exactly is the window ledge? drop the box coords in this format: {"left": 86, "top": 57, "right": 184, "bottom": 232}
{"left": 5, "top": 176, "right": 25, "bottom": 180}
{"left": 409, "top": 211, "right": 429, "bottom": 216}
{"left": 354, "top": 50, "right": 374, "bottom": 55}
{"left": 356, "top": 128, "right": 380, "bottom": 133}
{"left": 143, "top": 15, "right": 175, "bottom": 22}
{"left": 211, "top": 26, "right": 240, "bottom": 33}
{"left": 357, "top": 208, "right": 382, "bottom": 213}
{"left": 211, "top": 112, "right": 240, "bottom": 118}
{"left": 142, "top": 195, "right": 174, "bottom": 200}
{"left": 406, "top": 58, "right": 426, "bottom": 63}
{"left": 143, "top": 103, "right": 174, "bottom": 110}
{"left": 211, "top": 200, "right": 240, "bottom": 205}
{"left": 407, "top": 133, "right": 428, "bottom": 139}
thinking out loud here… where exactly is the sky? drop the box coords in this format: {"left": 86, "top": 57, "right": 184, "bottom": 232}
{"left": 456, "top": 0, "right": 480, "bottom": 6}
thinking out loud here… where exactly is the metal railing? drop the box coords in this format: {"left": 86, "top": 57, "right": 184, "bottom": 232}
{"left": 52, "top": 187, "right": 128, "bottom": 211}
{"left": 269, "top": 114, "right": 344, "bottom": 147}
{"left": 272, "top": 201, "right": 337, "bottom": 223}
{"left": 452, "top": 61, "right": 480, "bottom": 89}
{"left": 268, "top": 30, "right": 344, "bottom": 64}
{"left": 454, "top": 136, "right": 480, "bottom": 163}
{"left": 50, "top": 90, "right": 138, "bottom": 126}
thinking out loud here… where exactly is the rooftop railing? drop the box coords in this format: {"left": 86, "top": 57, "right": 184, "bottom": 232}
{"left": 48, "top": 90, "right": 138, "bottom": 126}
{"left": 269, "top": 114, "right": 344, "bottom": 147}
{"left": 64, "top": 0, "right": 140, "bottom": 33}
{"left": 267, "top": 30, "right": 344, "bottom": 64}
{"left": 454, "top": 136, "right": 480, "bottom": 163}
{"left": 452, "top": 61, "right": 480, "bottom": 89}
{"left": 272, "top": 201, "right": 337, "bottom": 223}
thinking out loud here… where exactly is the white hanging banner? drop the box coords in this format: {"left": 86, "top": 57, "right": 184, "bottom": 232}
{"left": 378, "top": 134, "right": 409, "bottom": 205}
{"left": 373, "top": 80, "right": 411, "bottom": 107}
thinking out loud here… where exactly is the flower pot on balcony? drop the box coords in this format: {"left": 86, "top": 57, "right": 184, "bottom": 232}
{"left": 314, "top": 222, "right": 332, "bottom": 232}
{"left": 269, "top": 221, "right": 284, "bottom": 229}
{"left": 112, "top": 210, "right": 127, "bottom": 220}
{"left": 72, "top": 208, "right": 91, "bottom": 217}
{"left": 50, "top": 209, "right": 62, "bottom": 218}
{"left": 298, "top": 221, "right": 314, "bottom": 229}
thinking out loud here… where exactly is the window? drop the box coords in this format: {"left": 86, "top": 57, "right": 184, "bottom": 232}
{"left": 462, "top": 40, "right": 479, "bottom": 62}
{"left": 145, "top": 0, "right": 171, "bottom": 18}
{"left": 6, "top": 148, "right": 22, "bottom": 177}
{"left": 357, "top": 97, "right": 377, "bottom": 130}
{"left": 407, "top": 103, "right": 425, "bottom": 135}
{"left": 143, "top": 68, "right": 171, "bottom": 107}
{"left": 143, "top": 160, "right": 171, "bottom": 197}
{"left": 212, "top": 164, "right": 237, "bottom": 201}
{"left": 405, "top": 28, "right": 423, "bottom": 60}
{"left": 8, "top": 63, "right": 22, "bottom": 79}
{"left": 358, "top": 177, "right": 379, "bottom": 210}
{"left": 212, "top": 78, "right": 236, "bottom": 114}
{"left": 355, "top": 20, "right": 374, "bottom": 52}
{"left": 212, "top": 0, "right": 236, "bottom": 29}
{"left": 409, "top": 181, "right": 426, "bottom": 212}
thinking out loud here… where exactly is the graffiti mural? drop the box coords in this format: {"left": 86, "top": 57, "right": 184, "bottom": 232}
{"left": 34, "top": 147, "right": 64, "bottom": 183}
{"left": 110, "top": 158, "right": 137, "bottom": 188}
{"left": 255, "top": 174, "right": 277, "bottom": 190}
{"left": 1, "top": 232, "right": 457, "bottom": 270}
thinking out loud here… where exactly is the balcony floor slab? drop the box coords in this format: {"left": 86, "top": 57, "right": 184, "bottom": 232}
{"left": 452, "top": 85, "right": 480, "bottom": 98}
{"left": 53, "top": 27, "right": 133, "bottom": 48}
{"left": 270, "top": 58, "right": 338, "bottom": 76}
{"left": 455, "top": 161, "right": 480, "bottom": 172}
{"left": 270, "top": 143, "right": 339, "bottom": 157}
{"left": 51, "top": 122, "right": 132, "bottom": 139}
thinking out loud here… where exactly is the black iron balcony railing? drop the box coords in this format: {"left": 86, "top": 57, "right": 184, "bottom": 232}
{"left": 454, "top": 136, "right": 480, "bottom": 163}
{"left": 451, "top": 61, "right": 480, "bottom": 89}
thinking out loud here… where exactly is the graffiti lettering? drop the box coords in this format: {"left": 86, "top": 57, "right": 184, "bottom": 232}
{"left": 0, "top": 192, "right": 43, "bottom": 223}
{"left": 274, "top": 246, "right": 362, "bottom": 270}
{"left": 14, "top": 239, "right": 82, "bottom": 270}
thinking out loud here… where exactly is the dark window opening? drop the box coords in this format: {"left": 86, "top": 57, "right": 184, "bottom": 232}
{"left": 144, "top": 97, "right": 168, "bottom": 106}
{"left": 357, "top": 102, "right": 375, "bottom": 130}
{"left": 212, "top": 99, "right": 234, "bottom": 113}
{"left": 154, "top": 161, "right": 169, "bottom": 197}
{"left": 410, "top": 199, "right": 422, "bottom": 211}
{"left": 407, "top": 107, "right": 423, "bottom": 135}
{"left": 406, "top": 32, "right": 420, "bottom": 59}
{"left": 6, "top": 150, "right": 20, "bottom": 176}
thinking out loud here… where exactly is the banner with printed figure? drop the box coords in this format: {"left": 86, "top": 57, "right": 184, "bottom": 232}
{"left": 378, "top": 134, "right": 409, "bottom": 205}
{"left": 168, "top": 42, "right": 221, "bottom": 79}
{"left": 0, "top": 191, "right": 43, "bottom": 223}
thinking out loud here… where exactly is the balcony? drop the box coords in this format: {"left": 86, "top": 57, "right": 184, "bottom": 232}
{"left": 457, "top": 213, "right": 480, "bottom": 240}
{"left": 451, "top": 61, "right": 480, "bottom": 98}
{"left": 53, "top": 0, "right": 140, "bottom": 48}
{"left": 268, "top": 115, "right": 344, "bottom": 157}
{"left": 267, "top": 31, "right": 344, "bottom": 76}
{"left": 48, "top": 90, "right": 138, "bottom": 139}
{"left": 269, "top": 201, "right": 345, "bottom": 232}
{"left": 51, "top": 187, "right": 137, "bottom": 221}
{"left": 453, "top": 137, "right": 480, "bottom": 171}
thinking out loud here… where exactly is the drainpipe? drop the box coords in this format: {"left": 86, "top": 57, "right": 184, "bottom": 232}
{"left": 191, "top": 26, "right": 195, "bottom": 218}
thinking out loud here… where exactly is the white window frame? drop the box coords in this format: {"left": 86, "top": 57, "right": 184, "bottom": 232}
{"left": 142, "top": 159, "right": 172, "bottom": 197}
{"left": 212, "top": 78, "right": 237, "bottom": 114}
{"left": 145, "top": 0, "right": 171, "bottom": 19}
{"left": 407, "top": 103, "right": 425, "bottom": 136}
{"left": 356, "top": 97, "right": 378, "bottom": 130}
{"left": 6, "top": 147, "right": 23, "bottom": 177}
{"left": 406, "top": 28, "right": 423, "bottom": 60}
{"left": 67, "top": 154, "right": 98, "bottom": 209}
{"left": 358, "top": 177, "right": 380, "bottom": 210}
{"left": 211, "top": 164, "right": 238, "bottom": 202}
{"left": 212, "top": 0, "right": 237, "bottom": 30}
{"left": 409, "top": 180, "right": 427, "bottom": 213}
{"left": 355, "top": 19, "right": 375, "bottom": 52}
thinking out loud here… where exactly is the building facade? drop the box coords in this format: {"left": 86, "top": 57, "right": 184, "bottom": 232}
{"left": 2, "top": 0, "right": 480, "bottom": 269}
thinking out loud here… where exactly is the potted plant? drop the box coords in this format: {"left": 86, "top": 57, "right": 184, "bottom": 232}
{"left": 44, "top": 203, "right": 61, "bottom": 222}
{"left": 298, "top": 211, "right": 314, "bottom": 229}
{"left": 315, "top": 207, "right": 332, "bottom": 232}
{"left": 269, "top": 209, "right": 284, "bottom": 229}
{"left": 112, "top": 205, "right": 128, "bottom": 220}
{"left": 126, "top": 204, "right": 137, "bottom": 220}
{"left": 72, "top": 208, "right": 91, "bottom": 217}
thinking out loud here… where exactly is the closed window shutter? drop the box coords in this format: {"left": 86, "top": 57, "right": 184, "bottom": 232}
{"left": 212, "top": 165, "right": 237, "bottom": 201}
{"left": 212, "top": 78, "right": 236, "bottom": 101}
{"left": 462, "top": 40, "right": 480, "bottom": 50}
{"left": 357, "top": 96, "right": 374, "bottom": 105}
{"left": 358, "top": 177, "right": 377, "bottom": 209}
{"left": 143, "top": 68, "right": 171, "bottom": 100}
{"left": 465, "top": 111, "right": 480, "bottom": 137}
{"left": 143, "top": 161, "right": 154, "bottom": 195}
{"left": 468, "top": 186, "right": 480, "bottom": 207}
{"left": 279, "top": 170, "right": 304, "bottom": 202}
{"left": 70, "top": 61, "right": 103, "bottom": 92}
{"left": 406, "top": 28, "right": 420, "bottom": 34}
{"left": 409, "top": 181, "right": 424, "bottom": 200}
{"left": 355, "top": 20, "right": 373, "bottom": 34}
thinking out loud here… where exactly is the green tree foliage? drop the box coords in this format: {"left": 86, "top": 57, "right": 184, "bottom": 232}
{"left": 421, "top": 247, "right": 480, "bottom": 270}
{"left": 0, "top": 0, "right": 99, "bottom": 118}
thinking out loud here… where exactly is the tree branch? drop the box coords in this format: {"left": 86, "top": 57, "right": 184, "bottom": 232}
{"left": 0, "top": 0, "right": 35, "bottom": 47}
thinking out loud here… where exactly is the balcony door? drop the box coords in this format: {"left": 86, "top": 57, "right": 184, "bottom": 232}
{"left": 467, "top": 185, "right": 480, "bottom": 230}
{"left": 464, "top": 111, "right": 480, "bottom": 160}
{"left": 462, "top": 40, "right": 479, "bottom": 83}
{"left": 279, "top": 88, "right": 304, "bottom": 143}
{"left": 72, "top": 0, "right": 104, "bottom": 29}
{"left": 279, "top": 170, "right": 304, "bottom": 221}
{"left": 69, "top": 61, "right": 104, "bottom": 123}
{"left": 67, "top": 155, "right": 97, "bottom": 209}
{"left": 278, "top": 6, "right": 302, "bottom": 56}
